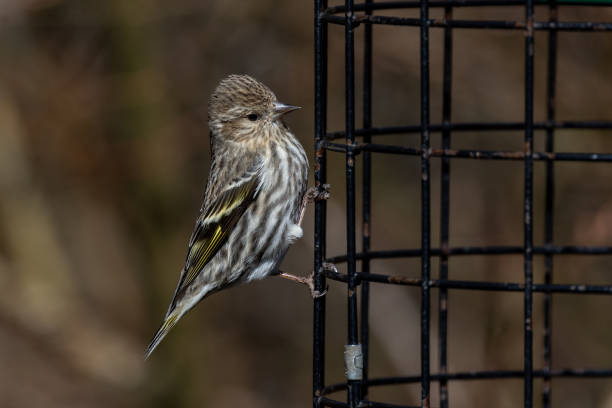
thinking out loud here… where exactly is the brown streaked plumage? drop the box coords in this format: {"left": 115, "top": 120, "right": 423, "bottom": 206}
{"left": 145, "top": 75, "right": 309, "bottom": 358}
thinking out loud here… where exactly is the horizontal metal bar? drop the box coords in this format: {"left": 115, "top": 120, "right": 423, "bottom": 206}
{"left": 318, "top": 396, "right": 350, "bottom": 408}
{"left": 326, "top": 120, "right": 612, "bottom": 140}
{"left": 323, "top": 14, "right": 612, "bottom": 31}
{"left": 320, "top": 368, "right": 612, "bottom": 397}
{"left": 326, "top": 246, "right": 612, "bottom": 263}
{"left": 325, "top": 0, "right": 612, "bottom": 14}
{"left": 323, "top": 141, "right": 612, "bottom": 161}
{"left": 323, "top": 269, "right": 612, "bottom": 293}
{"left": 361, "top": 402, "right": 420, "bottom": 408}
{"left": 317, "top": 398, "right": 418, "bottom": 408}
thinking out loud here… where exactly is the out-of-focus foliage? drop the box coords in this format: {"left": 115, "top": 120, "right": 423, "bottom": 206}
{"left": 0, "top": 1, "right": 611, "bottom": 407}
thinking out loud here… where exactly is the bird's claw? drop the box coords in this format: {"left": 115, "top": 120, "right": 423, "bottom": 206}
{"left": 277, "top": 261, "right": 335, "bottom": 299}
{"left": 278, "top": 270, "right": 328, "bottom": 298}
{"left": 307, "top": 269, "right": 328, "bottom": 298}
{"left": 306, "top": 184, "right": 331, "bottom": 203}
{"left": 310, "top": 286, "right": 328, "bottom": 299}
{"left": 316, "top": 184, "right": 331, "bottom": 201}
{"left": 320, "top": 262, "right": 338, "bottom": 275}
{"left": 308, "top": 262, "right": 337, "bottom": 298}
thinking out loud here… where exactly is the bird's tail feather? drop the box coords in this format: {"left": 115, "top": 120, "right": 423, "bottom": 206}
{"left": 145, "top": 311, "right": 181, "bottom": 359}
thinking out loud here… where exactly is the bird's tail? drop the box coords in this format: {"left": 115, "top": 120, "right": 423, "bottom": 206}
{"left": 145, "top": 310, "right": 181, "bottom": 359}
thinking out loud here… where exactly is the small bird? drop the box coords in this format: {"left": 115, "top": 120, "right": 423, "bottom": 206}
{"left": 145, "top": 74, "right": 324, "bottom": 358}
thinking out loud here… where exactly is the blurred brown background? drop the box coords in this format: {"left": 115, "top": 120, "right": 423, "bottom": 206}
{"left": 1, "top": 1, "right": 612, "bottom": 407}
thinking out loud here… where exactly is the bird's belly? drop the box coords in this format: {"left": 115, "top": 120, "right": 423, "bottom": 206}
{"left": 231, "top": 153, "right": 307, "bottom": 283}
{"left": 245, "top": 259, "right": 278, "bottom": 282}
{"left": 234, "top": 192, "right": 299, "bottom": 282}
{"left": 243, "top": 219, "right": 296, "bottom": 282}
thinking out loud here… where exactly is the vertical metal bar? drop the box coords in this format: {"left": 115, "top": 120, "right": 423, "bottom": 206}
{"left": 524, "top": 0, "right": 535, "bottom": 406}
{"left": 345, "top": 0, "right": 361, "bottom": 407}
{"left": 420, "top": 0, "right": 431, "bottom": 406}
{"left": 313, "top": 0, "right": 328, "bottom": 406}
{"left": 361, "top": 0, "right": 373, "bottom": 401}
{"left": 439, "top": 5, "right": 453, "bottom": 408}
{"left": 543, "top": 1, "right": 557, "bottom": 407}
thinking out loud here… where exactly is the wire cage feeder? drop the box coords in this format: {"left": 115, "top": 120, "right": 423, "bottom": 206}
{"left": 311, "top": 1, "right": 612, "bottom": 407}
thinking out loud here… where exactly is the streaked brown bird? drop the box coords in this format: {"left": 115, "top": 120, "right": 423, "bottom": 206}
{"left": 146, "top": 74, "right": 324, "bottom": 358}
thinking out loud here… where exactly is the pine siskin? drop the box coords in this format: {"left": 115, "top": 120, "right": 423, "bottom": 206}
{"left": 146, "top": 74, "right": 321, "bottom": 359}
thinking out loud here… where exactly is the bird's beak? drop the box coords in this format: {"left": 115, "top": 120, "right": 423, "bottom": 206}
{"left": 273, "top": 102, "right": 301, "bottom": 117}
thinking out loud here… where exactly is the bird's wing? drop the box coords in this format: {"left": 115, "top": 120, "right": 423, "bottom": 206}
{"left": 167, "top": 159, "right": 262, "bottom": 313}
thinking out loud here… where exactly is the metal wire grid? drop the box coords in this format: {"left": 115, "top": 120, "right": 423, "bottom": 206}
{"left": 312, "top": 1, "right": 612, "bottom": 407}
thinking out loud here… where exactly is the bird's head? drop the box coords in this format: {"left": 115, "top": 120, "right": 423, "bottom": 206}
{"left": 208, "top": 74, "right": 300, "bottom": 143}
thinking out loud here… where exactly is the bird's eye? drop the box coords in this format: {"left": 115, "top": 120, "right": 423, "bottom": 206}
{"left": 247, "top": 113, "right": 259, "bottom": 121}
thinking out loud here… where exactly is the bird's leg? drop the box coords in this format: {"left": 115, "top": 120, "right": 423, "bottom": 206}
{"left": 298, "top": 184, "right": 330, "bottom": 227}
{"left": 279, "top": 185, "right": 331, "bottom": 298}
{"left": 278, "top": 262, "right": 336, "bottom": 298}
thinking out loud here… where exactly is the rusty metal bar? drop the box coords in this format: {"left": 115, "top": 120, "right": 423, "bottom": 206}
{"left": 543, "top": 1, "right": 558, "bottom": 406}
{"left": 313, "top": 0, "right": 329, "bottom": 405}
{"left": 438, "top": 4, "right": 453, "bottom": 407}
{"left": 326, "top": 120, "right": 612, "bottom": 140}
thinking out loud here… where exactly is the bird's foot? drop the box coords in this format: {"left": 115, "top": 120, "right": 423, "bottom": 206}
{"left": 298, "top": 184, "right": 331, "bottom": 227}
{"left": 305, "top": 184, "right": 331, "bottom": 203}
{"left": 320, "top": 262, "right": 338, "bottom": 275}
{"left": 278, "top": 263, "right": 335, "bottom": 299}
